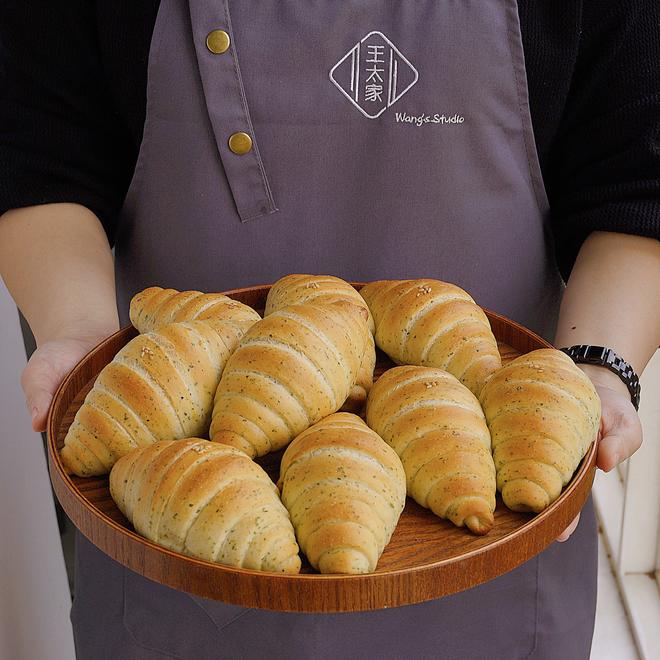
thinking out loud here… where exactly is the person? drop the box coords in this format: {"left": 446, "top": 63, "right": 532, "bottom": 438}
{"left": 1, "top": 1, "right": 659, "bottom": 658}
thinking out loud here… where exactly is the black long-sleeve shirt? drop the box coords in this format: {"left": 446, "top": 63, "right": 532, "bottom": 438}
{"left": 1, "top": 1, "right": 659, "bottom": 279}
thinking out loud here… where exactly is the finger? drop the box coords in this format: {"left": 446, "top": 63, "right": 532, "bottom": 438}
{"left": 25, "top": 387, "right": 54, "bottom": 432}
{"left": 597, "top": 426, "right": 643, "bottom": 472}
{"left": 556, "top": 513, "right": 580, "bottom": 543}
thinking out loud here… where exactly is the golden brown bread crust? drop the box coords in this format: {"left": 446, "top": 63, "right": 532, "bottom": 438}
{"left": 109, "top": 439, "right": 301, "bottom": 573}
{"left": 366, "top": 366, "right": 496, "bottom": 535}
{"left": 209, "top": 302, "right": 369, "bottom": 458}
{"left": 339, "top": 332, "right": 376, "bottom": 412}
{"left": 265, "top": 274, "right": 376, "bottom": 411}
{"left": 479, "top": 348, "right": 601, "bottom": 513}
{"left": 60, "top": 318, "right": 257, "bottom": 476}
{"left": 265, "top": 274, "right": 374, "bottom": 333}
{"left": 359, "top": 279, "right": 501, "bottom": 396}
{"left": 129, "top": 286, "right": 260, "bottom": 333}
{"left": 278, "top": 413, "right": 406, "bottom": 574}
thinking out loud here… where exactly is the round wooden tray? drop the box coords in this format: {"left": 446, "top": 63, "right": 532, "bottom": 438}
{"left": 47, "top": 284, "right": 597, "bottom": 613}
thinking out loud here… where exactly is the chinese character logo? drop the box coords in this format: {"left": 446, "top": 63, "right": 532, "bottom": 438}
{"left": 329, "top": 31, "right": 418, "bottom": 119}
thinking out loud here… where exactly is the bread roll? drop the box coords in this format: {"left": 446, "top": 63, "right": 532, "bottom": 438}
{"left": 265, "top": 274, "right": 376, "bottom": 411}
{"left": 265, "top": 274, "right": 374, "bottom": 333}
{"left": 366, "top": 366, "right": 496, "bottom": 534}
{"left": 480, "top": 348, "right": 600, "bottom": 513}
{"left": 360, "top": 279, "right": 501, "bottom": 396}
{"left": 210, "top": 301, "right": 369, "bottom": 458}
{"left": 130, "top": 286, "right": 260, "bottom": 333}
{"left": 110, "top": 439, "right": 300, "bottom": 573}
{"left": 60, "top": 318, "right": 257, "bottom": 476}
{"left": 278, "top": 413, "right": 406, "bottom": 574}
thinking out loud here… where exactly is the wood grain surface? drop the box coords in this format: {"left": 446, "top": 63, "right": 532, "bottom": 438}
{"left": 46, "top": 284, "right": 597, "bottom": 612}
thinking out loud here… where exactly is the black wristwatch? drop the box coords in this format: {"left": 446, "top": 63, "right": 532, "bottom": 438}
{"left": 560, "top": 345, "right": 641, "bottom": 410}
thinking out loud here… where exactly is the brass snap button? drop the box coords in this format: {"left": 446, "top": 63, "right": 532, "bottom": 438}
{"left": 228, "top": 132, "right": 253, "bottom": 155}
{"left": 206, "top": 29, "right": 230, "bottom": 54}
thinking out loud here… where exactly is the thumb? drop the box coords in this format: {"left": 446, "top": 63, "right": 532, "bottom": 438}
{"left": 21, "top": 351, "right": 70, "bottom": 433}
{"left": 595, "top": 386, "right": 643, "bottom": 473}
{"left": 24, "top": 386, "right": 56, "bottom": 433}
{"left": 20, "top": 333, "right": 112, "bottom": 434}
{"left": 597, "top": 430, "right": 638, "bottom": 473}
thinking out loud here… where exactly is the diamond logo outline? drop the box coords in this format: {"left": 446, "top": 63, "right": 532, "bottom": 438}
{"left": 329, "top": 30, "right": 419, "bottom": 120}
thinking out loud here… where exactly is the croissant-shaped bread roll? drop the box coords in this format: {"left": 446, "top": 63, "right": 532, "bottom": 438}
{"left": 265, "top": 274, "right": 376, "bottom": 412}
{"left": 480, "top": 348, "right": 600, "bottom": 513}
{"left": 61, "top": 318, "right": 257, "bottom": 476}
{"left": 278, "top": 413, "right": 406, "bottom": 574}
{"left": 130, "top": 286, "right": 260, "bottom": 333}
{"left": 359, "top": 279, "right": 501, "bottom": 396}
{"left": 110, "top": 439, "right": 301, "bottom": 573}
{"left": 210, "top": 301, "right": 369, "bottom": 458}
{"left": 265, "top": 274, "right": 374, "bottom": 333}
{"left": 366, "top": 366, "right": 496, "bottom": 535}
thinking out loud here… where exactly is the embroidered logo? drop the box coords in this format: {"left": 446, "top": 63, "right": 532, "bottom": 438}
{"left": 329, "top": 31, "right": 418, "bottom": 119}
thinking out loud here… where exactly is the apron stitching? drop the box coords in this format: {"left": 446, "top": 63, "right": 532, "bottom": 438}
{"left": 121, "top": 569, "right": 183, "bottom": 659}
{"left": 504, "top": 1, "right": 564, "bottom": 293}
{"left": 524, "top": 556, "right": 541, "bottom": 658}
{"left": 223, "top": 0, "right": 278, "bottom": 215}
{"left": 114, "top": 4, "right": 173, "bottom": 248}
{"left": 504, "top": 2, "right": 547, "bottom": 217}
{"left": 190, "top": 596, "right": 256, "bottom": 632}
{"left": 241, "top": 206, "right": 281, "bottom": 223}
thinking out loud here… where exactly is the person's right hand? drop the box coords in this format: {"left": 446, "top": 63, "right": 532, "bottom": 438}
{"left": 21, "top": 330, "right": 117, "bottom": 433}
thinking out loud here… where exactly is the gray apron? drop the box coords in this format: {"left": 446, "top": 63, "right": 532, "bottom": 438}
{"left": 71, "top": 1, "right": 598, "bottom": 658}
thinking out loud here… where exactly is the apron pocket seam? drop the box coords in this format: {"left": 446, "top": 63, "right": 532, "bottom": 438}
{"left": 189, "top": 595, "right": 256, "bottom": 632}
{"left": 121, "top": 569, "right": 183, "bottom": 660}
{"left": 525, "top": 554, "right": 542, "bottom": 658}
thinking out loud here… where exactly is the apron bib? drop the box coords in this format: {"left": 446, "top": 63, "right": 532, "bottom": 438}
{"left": 72, "top": 2, "right": 597, "bottom": 658}
{"left": 115, "top": 0, "right": 563, "bottom": 337}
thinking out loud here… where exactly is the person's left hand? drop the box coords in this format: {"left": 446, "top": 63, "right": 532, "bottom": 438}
{"left": 556, "top": 367, "right": 643, "bottom": 542}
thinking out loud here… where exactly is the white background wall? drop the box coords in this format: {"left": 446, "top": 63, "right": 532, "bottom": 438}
{"left": 594, "top": 348, "right": 660, "bottom": 660}
{"left": 0, "top": 279, "right": 75, "bottom": 660}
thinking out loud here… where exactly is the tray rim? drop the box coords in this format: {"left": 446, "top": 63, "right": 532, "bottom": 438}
{"left": 46, "top": 283, "right": 597, "bottom": 610}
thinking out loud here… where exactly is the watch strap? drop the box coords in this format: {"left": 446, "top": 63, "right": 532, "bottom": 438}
{"left": 560, "top": 345, "right": 641, "bottom": 410}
